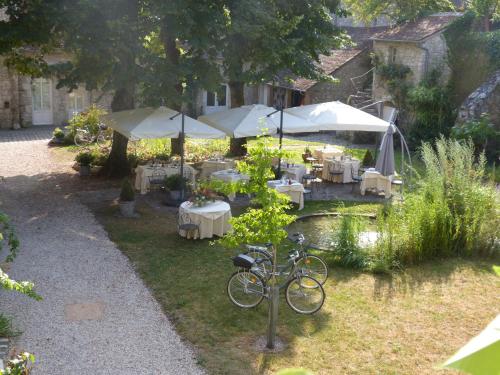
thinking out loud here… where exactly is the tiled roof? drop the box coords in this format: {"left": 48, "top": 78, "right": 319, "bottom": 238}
{"left": 273, "top": 49, "right": 364, "bottom": 91}
{"left": 344, "top": 26, "right": 390, "bottom": 48}
{"left": 371, "top": 13, "right": 461, "bottom": 42}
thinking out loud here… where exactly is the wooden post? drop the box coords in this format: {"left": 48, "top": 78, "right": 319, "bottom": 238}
{"left": 266, "top": 244, "right": 279, "bottom": 349}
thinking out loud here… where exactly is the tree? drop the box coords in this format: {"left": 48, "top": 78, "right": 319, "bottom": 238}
{"left": 218, "top": 135, "right": 296, "bottom": 349}
{"left": 219, "top": 0, "right": 348, "bottom": 155}
{"left": 468, "top": 0, "right": 500, "bottom": 30}
{"left": 0, "top": 0, "right": 146, "bottom": 177}
{"left": 343, "top": 0, "right": 455, "bottom": 23}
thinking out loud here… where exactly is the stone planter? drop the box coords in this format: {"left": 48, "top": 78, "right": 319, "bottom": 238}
{"left": 169, "top": 190, "right": 181, "bottom": 201}
{"left": 119, "top": 200, "right": 135, "bottom": 217}
{"left": 79, "top": 164, "right": 91, "bottom": 177}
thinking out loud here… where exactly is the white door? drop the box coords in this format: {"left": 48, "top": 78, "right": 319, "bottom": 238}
{"left": 32, "top": 78, "right": 53, "bottom": 125}
{"left": 203, "top": 84, "right": 229, "bottom": 114}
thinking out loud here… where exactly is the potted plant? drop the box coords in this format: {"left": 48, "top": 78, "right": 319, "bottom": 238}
{"left": 75, "top": 151, "right": 94, "bottom": 177}
{"left": 119, "top": 178, "right": 136, "bottom": 217}
{"left": 51, "top": 127, "right": 65, "bottom": 144}
{"left": 302, "top": 146, "right": 312, "bottom": 163}
{"left": 164, "top": 174, "right": 188, "bottom": 201}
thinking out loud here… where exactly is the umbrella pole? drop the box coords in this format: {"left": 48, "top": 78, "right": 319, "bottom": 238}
{"left": 180, "top": 113, "right": 185, "bottom": 201}
{"left": 277, "top": 108, "right": 283, "bottom": 177}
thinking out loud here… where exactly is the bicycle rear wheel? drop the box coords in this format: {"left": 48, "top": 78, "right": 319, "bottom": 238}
{"left": 227, "top": 270, "right": 265, "bottom": 308}
{"left": 74, "top": 130, "right": 91, "bottom": 146}
{"left": 285, "top": 275, "right": 325, "bottom": 314}
{"left": 244, "top": 248, "right": 273, "bottom": 279}
{"left": 296, "top": 255, "right": 328, "bottom": 285}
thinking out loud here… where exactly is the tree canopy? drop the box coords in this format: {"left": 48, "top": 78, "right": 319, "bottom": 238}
{"left": 343, "top": 0, "right": 455, "bottom": 23}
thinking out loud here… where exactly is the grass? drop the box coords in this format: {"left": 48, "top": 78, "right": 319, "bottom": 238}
{"left": 95, "top": 200, "right": 500, "bottom": 375}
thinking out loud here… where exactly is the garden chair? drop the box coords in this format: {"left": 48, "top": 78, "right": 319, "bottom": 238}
{"left": 350, "top": 165, "right": 363, "bottom": 193}
{"left": 177, "top": 211, "right": 200, "bottom": 239}
{"left": 328, "top": 161, "right": 344, "bottom": 183}
{"left": 148, "top": 169, "right": 166, "bottom": 192}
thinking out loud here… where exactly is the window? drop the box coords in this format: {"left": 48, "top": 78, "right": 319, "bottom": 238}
{"left": 204, "top": 84, "right": 229, "bottom": 114}
{"left": 32, "top": 78, "right": 52, "bottom": 111}
{"left": 388, "top": 46, "right": 397, "bottom": 63}
{"left": 69, "top": 89, "right": 85, "bottom": 113}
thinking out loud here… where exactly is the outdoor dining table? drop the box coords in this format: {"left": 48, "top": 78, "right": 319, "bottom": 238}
{"left": 267, "top": 180, "right": 305, "bottom": 210}
{"left": 134, "top": 164, "right": 196, "bottom": 194}
{"left": 322, "top": 158, "right": 361, "bottom": 183}
{"left": 210, "top": 169, "right": 250, "bottom": 201}
{"left": 281, "top": 163, "right": 307, "bottom": 183}
{"left": 199, "top": 159, "right": 236, "bottom": 179}
{"left": 360, "top": 169, "right": 393, "bottom": 197}
{"left": 313, "top": 146, "right": 344, "bottom": 161}
{"left": 178, "top": 200, "right": 232, "bottom": 239}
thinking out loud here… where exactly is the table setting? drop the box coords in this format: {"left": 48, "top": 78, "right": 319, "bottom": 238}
{"left": 199, "top": 158, "right": 236, "bottom": 179}
{"left": 178, "top": 199, "right": 232, "bottom": 239}
{"left": 360, "top": 168, "right": 393, "bottom": 197}
{"left": 210, "top": 169, "right": 250, "bottom": 201}
{"left": 267, "top": 178, "right": 305, "bottom": 210}
{"left": 280, "top": 162, "right": 307, "bottom": 183}
{"left": 313, "top": 146, "right": 344, "bottom": 161}
{"left": 134, "top": 163, "right": 197, "bottom": 194}
{"left": 322, "top": 156, "right": 361, "bottom": 183}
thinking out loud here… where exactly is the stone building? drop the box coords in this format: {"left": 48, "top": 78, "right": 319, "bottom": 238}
{"left": 0, "top": 53, "right": 111, "bottom": 129}
{"left": 370, "top": 13, "right": 461, "bottom": 101}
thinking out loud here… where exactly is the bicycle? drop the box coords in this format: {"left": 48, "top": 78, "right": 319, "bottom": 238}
{"left": 74, "top": 123, "right": 111, "bottom": 146}
{"left": 227, "top": 252, "right": 326, "bottom": 315}
{"left": 243, "top": 233, "right": 328, "bottom": 286}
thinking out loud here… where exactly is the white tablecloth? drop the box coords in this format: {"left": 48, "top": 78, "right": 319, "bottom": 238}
{"left": 322, "top": 158, "right": 360, "bottom": 183}
{"left": 360, "top": 170, "right": 392, "bottom": 197}
{"left": 313, "top": 147, "right": 343, "bottom": 161}
{"left": 200, "top": 160, "right": 236, "bottom": 179}
{"left": 211, "top": 169, "right": 250, "bottom": 201}
{"left": 267, "top": 180, "right": 305, "bottom": 210}
{"left": 281, "top": 164, "right": 307, "bottom": 183}
{"left": 135, "top": 164, "right": 197, "bottom": 194}
{"left": 179, "top": 200, "right": 232, "bottom": 239}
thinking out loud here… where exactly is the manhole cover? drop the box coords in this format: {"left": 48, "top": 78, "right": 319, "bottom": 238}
{"left": 64, "top": 302, "right": 105, "bottom": 321}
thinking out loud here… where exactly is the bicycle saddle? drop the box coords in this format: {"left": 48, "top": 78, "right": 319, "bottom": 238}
{"left": 232, "top": 254, "right": 255, "bottom": 269}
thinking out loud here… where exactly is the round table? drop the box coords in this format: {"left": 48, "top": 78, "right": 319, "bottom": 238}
{"left": 179, "top": 200, "right": 232, "bottom": 239}
{"left": 210, "top": 169, "right": 250, "bottom": 201}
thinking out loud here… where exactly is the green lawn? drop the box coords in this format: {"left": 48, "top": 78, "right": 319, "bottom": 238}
{"left": 94, "top": 200, "right": 500, "bottom": 375}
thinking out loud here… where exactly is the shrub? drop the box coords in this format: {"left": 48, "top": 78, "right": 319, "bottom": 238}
{"left": 0, "top": 352, "right": 35, "bottom": 374}
{"left": 90, "top": 149, "right": 108, "bottom": 166}
{"left": 120, "top": 179, "right": 135, "bottom": 202}
{"left": 75, "top": 151, "right": 94, "bottom": 166}
{"left": 52, "top": 127, "right": 65, "bottom": 140}
{"left": 66, "top": 104, "right": 107, "bottom": 141}
{"left": 373, "top": 137, "right": 498, "bottom": 267}
{"left": 451, "top": 113, "right": 499, "bottom": 161}
{"left": 361, "top": 149, "right": 375, "bottom": 167}
{"left": 330, "top": 215, "right": 369, "bottom": 269}
{"left": 164, "top": 174, "right": 188, "bottom": 191}
{"left": 0, "top": 313, "right": 20, "bottom": 338}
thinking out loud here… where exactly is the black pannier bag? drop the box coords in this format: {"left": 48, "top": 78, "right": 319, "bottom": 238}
{"left": 232, "top": 254, "right": 255, "bottom": 269}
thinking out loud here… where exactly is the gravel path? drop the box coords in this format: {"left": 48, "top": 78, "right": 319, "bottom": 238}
{"left": 0, "top": 129, "right": 204, "bottom": 374}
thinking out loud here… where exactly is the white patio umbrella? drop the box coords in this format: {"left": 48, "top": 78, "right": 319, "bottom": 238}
{"left": 104, "top": 106, "right": 226, "bottom": 200}
{"left": 285, "top": 101, "right": 390, "bottom": 132}
{"left": 375, "top": 124, "right": 396, "bottom": 176}
{"left": 197, "top": 104, "right": 319, "bottom": 138}
{"left": 103, "top": 106, "right": 225, "bottom": 141}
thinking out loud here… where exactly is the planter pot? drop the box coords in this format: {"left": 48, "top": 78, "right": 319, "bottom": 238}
{"left": 119, "top": 200, "right": 135, "bottom": 217}
{"left": 79, "top": 164, "right": 91, "bottom": 177}
{"left": 169, "top": 190, "right": 181, "bottom": 201}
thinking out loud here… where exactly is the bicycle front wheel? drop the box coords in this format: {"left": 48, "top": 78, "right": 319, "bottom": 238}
{"left": 296, "top": 255, "right": 328, "bottom": 285}
{"left": 286, "top": 275, "right": 325, "bottom": 314}
{"left": 227, "top": 270, "right": 265, "bottom": 308}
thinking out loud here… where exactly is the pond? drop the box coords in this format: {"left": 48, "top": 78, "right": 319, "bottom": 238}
{"left": 286, "top": 214, "right": 379, "bottom": 250}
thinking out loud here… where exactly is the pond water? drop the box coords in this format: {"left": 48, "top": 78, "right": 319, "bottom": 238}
{"left": 286, "top": 215, "right": 378, "bottom": 250}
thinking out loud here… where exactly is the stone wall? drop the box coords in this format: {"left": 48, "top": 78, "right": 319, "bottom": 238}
{"left": 372, "top": 33, "right": 450, "bottom": 100}
{"left": 457, "top": 70, "right": 500, "bottom": 128}
{"left": 304, "top": 51, "right": 371, "bottom": 104}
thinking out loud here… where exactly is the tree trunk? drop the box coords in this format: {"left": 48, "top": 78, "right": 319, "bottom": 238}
{"left": 101, "top": 87, "right": 135, "bottom": 178}
{"left": 229, "top": 81, "right": 247, "bottom": 156}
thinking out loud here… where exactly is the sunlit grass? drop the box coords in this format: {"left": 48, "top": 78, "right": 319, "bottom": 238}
{"left": 95, "top": 201, "right": 500, "bottom": 375}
